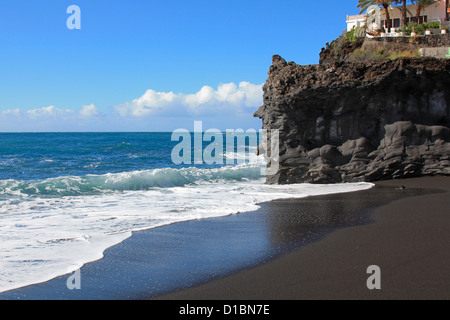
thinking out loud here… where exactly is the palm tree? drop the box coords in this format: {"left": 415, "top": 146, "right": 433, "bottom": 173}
{"left": 394, "top": 0, "right": 408, "bottom": 26}
{"left": 445, "top": 0, "right": 449, "bottom": 21}
{"left": 358, "top": 0, "right": 394, "bottom": 31}
{"left": 412, "top": 0, "right": 437, "bottom": 23}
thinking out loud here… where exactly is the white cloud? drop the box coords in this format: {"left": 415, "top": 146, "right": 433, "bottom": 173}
{"left": 185, "top": 86, "right": 215, "bottom": 107}
{"left": 133, "top": 89, "right": 178, "bottom": 108}
{"left": 0, "top": 81, "right": 263, "bottom": 131}
{"left": 25, "top": 105, "right": 74, "bottom": 119}
{"left": 1, "top": 108, "right": 21, "bottom": 117}
{"left": 1, "top": 104, "right": 99, "bottom": 120}
{"left": 79, "top": 104, "right": 99, "bottom": 117}
{"left": 115, "top": 81, "right": 263, "bottom": 117}
{"left": 117, "top": 90, "right": 180, "bottom": 117}
{"left": 239, "top": 81, "right": 265, "bottom": 107}
{"left": 26, "top": 105, "right": 57, "bottom": 118}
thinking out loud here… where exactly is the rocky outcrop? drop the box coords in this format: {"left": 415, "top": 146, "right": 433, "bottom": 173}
{"left": 254, "top": 55, "right": 450, "bottom": 184}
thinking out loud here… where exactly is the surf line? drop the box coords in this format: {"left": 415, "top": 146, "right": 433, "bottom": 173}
{"left": 171, "top": 120, "right": 280, "bottom": 176}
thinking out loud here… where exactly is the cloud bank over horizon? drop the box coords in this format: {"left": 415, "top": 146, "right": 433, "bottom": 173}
{"left": 0, "top": 82, "right": 263, "bottom": 132}
{"left": 115, "top": 81, "right": 263, "bottom": 117}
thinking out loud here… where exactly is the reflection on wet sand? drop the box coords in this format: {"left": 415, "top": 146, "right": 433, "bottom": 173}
{"left": 264, "top": 186, "right": 436, "bottom": 249}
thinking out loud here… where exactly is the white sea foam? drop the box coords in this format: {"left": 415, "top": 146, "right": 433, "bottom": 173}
{"left": 0, "top": 160, "right": 374, "bottom": 293}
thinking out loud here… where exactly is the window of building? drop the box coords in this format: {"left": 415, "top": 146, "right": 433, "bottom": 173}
{"left": 419, "top": 16, "right": 425, "bottom": 24}
{"left": 383, "top": 19, "right": 393, "bottom": 28}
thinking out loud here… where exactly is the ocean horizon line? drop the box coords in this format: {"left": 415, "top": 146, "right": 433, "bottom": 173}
{"left": 0, "top": 131, "right": 173, "bottom": 134}
{"left": 0, "top": 130, "right": 262, "bottom": 134}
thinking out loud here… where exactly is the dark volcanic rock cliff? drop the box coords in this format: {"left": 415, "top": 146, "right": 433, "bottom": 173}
{"left": 254, "top": 55, "right": 450, "bottom": 184}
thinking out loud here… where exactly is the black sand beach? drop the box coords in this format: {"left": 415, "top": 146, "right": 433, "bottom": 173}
{"left": 155, "top": 176, "right": 450, "bottom": 300}
{"left": 1, "top": 176, "right": 448, "bottom": 300}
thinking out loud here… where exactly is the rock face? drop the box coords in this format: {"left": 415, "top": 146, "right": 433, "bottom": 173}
{"left": 254, "top": 55, "right": 450, "bottom": 184}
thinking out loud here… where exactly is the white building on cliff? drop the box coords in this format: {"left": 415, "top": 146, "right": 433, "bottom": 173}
{"left": 347, "top": 0, "right": 449, "bottom": 32}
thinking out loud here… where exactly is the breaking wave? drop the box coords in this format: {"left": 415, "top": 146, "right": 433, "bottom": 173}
{"left": 0, "top": 164, "right": 264, "bottom": 197}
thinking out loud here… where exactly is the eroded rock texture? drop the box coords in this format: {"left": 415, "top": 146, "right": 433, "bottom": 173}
{"left": 254, "top": 55, "right": 450, "bottom": 184}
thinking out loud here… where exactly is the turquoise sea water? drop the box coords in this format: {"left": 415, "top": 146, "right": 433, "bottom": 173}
{"left": 0, "top": 132, "right": 213, "bottom": 181}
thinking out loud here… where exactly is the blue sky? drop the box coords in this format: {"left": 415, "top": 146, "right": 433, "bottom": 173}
{"left": 0, "top": 0, "right": 359, "bottom": 132}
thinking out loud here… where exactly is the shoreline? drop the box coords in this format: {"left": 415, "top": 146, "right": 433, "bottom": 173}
{"left": 0, "top": 176, "right": 448, "bottom": 300}
{"left": 0, "top": 182, "right": 377, "bottom": 300}
{"left": 153, "top": 176, "right": 450, "bottom": 300}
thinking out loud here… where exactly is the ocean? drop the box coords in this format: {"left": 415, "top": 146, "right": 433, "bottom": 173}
{"left": 0, "top": 132, "right": 373, "bottom": 294}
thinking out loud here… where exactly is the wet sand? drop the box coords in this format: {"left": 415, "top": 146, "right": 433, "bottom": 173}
{"left": 154, "top": 176, "right": 450, "bottom": 300}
